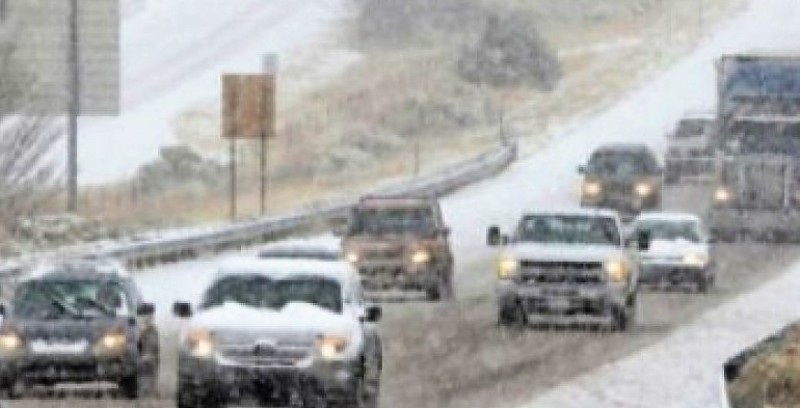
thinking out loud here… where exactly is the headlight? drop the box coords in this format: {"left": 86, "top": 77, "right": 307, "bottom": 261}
{"left": 95, "top": 329, "right": 127, "bottom": 355}
{"left": 317, "top": 335, "right": 349, "bottom": 360}
{"left": 186, "top": 329, "right": 215, "bottom": 359}
{"left": 634, "top": 182, "right": 653, "bottom": 197}
{"left": 683, "top": 253, "right": 709, "bottom": 267}
{"left": 0, "top": 330, "right": 22, "bottom": 353}
{"left": 496, "top": 254, "right": 518, "bottom": 279}
{"left": 714, "top": 186, "right": 732, "bottom": 203}
{"left": 582, "top": 181, "right": 602, "bottom": 197}
{"left": 345, "top": 251, "right": 359, "bottom": 264}
{"left": 411, "top": 249, "right": 431, "bottom": 264}
{"left": 604, "top": 260, "right": 629, "bottom": 282}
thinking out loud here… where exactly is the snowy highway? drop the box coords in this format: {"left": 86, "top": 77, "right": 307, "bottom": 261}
{"left": 11, "top": 0, "right": 800, "bottom": 407}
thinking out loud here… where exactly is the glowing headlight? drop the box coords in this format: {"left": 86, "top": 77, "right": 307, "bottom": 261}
{"left": 317, "top": 335, "right": 348, "bottom": 360}
{"left": 714, "top": 187, "right": 732, "bottom": 203}
{"left": 683, "top": 253, "right": 709, "bottom": 267}
{"left": 345, "top": 251, "right": 359, "bottom": 264}
{"left": 496, "top": 255, "right": 518, "bottom": 279}
{"left": 604, "top": 260, "right": 629, "bottom": 282}
{"left": 187, "top": 329, "right": 216, "bottom": 359}
{"left": 99, "top": 332, "right": 126, "bottom": 351}
{"left": 634, "top": 182, "right": 653, "bottom": 197}
{"left": 0, "top": 331, "right": 22, "bottom": 352}
{"left": 411, "top": 249, "right": 431, "bottom": 264}
{"left": 582, "top": 181, "right": 602, "bottom": 197}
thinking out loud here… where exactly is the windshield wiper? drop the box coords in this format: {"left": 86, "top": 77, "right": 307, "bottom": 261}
{"left": 75, "top": 296, "right": 115, "bottom": 317}
{"left": 43, "top": 290, "right": 83, "bottom": 319}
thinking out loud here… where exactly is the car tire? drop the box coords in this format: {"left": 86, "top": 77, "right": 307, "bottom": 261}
{"left": 0, "top": 379, "right": 23, "bottom": 400}
{"left": 612, "top": 296, "right": 636, "bottom": 332}
{"left": 120, "top": 346, "right": 159, "bottom": 399}
{"left": 498, "top": 303, "right": 527, "bottom": 328}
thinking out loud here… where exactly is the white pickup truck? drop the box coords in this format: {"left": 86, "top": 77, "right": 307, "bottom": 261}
{"left": 487, "top": 208, "right": 643, "bottom": 330}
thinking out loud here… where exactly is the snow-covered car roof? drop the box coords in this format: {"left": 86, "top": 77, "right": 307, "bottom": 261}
{"left": 591, "top": 143, "right": 654, "bottom": 155}
{"left": 633, "top": 212, "right": 702, "bottom": 224}
{"left": 217, "top": 257, "right": 355, "bottom": 284}
{"left": 23, "top": 258, "right": 130, "bottom": 282}
{"left": 258, "top": 240, "right": 342, "bottom": 261}
{"left": 522, "top": 207, "right": 620, "bottom": 220}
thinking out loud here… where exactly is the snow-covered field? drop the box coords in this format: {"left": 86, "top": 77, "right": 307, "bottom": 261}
{"left": 78, "top": 0, "right": 346, "bottom": 184}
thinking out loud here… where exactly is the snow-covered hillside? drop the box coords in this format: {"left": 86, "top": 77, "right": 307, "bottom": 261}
{"left": 78, "top": 0, "right": 346, "bottom": 184}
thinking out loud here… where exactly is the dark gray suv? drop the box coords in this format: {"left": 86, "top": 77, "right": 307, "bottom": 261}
{"left": 0, "top": 261, "right": 159, "bottom": 399}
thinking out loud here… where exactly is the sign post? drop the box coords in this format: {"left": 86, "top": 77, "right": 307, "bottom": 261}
{"left": 221, "top": 73, "right": 276, "bottom": 220}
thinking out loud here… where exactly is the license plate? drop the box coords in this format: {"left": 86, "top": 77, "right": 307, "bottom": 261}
{"left": 29, "top": 340, "right": 88, "bottom": 355}
{"left": 547, "top": 297, "right": 571, "bottom": 310}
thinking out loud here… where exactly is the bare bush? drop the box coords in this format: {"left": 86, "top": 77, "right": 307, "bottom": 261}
{"left": 457, "top": 10, "right": 562, "bottom": 89}
{"left": 134, "top": 145, "right": 226, "bottom": 193}
{"left": 0, "top": 26, "right": 61, "bottom": 237}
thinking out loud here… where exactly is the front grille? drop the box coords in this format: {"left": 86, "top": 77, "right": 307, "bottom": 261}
{"left": 362, "top": 247, "right": 403, "bottom": 261}
{"left": 519, "top": 261, "right": 604, "bottom": 285}
{"left": 218, "top": 342, "right": 311, "bottom": 367}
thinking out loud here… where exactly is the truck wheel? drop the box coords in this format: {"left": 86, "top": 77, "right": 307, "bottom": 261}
{"left": 612, "top": 296, "right": 636, "bottom": 332}
{"left": 498, "top": 303, "right": 527, "bottom": 328}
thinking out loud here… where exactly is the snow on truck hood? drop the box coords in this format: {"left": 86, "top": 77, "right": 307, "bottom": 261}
{"left": 187, "top": 301, "right": 358, "bottom": 340}
{"left": 507, "top": 243, "right": 624, "bottom": 263}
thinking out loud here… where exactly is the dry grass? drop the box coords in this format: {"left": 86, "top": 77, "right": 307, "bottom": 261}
{"left": 75, "top": 0, "right": 740, "bottom": 231}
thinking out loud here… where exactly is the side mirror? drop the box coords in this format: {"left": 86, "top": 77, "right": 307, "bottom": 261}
{"left": 364, "top": 305, "right": 382, "bottom": 323}
{"left": 637, "top": 231, "right": 651, "bottom": 252}
{"left": 0, "top": 304, "right": 7, "bottom": 317}
{"left": 172, "top": 302, "right": 192, "bottom": 319}
{"left": 578, "top": 165, "right": 587, "bottom": 174}
{"left": 440, "top": 227, "right": 451, "bottom": 237}
{"left": 137, "top": 303, "right": 155, "bottom": 317}
{"left": 487, "top": 226, "right": 502, "bottom": 246}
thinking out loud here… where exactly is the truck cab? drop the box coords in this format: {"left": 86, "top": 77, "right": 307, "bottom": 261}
{"left": 487, "top": 209, "right": 642, "bottom": 330}
{"left": 340, "top": 196, "right": 454, "bottom": 301}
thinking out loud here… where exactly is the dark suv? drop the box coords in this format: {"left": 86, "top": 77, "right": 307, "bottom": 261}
{"left": 0, "top": 260, "right": 159, "bottom": 399}
{"left": 579, "top": 143, "right": 663, "bottom": 216}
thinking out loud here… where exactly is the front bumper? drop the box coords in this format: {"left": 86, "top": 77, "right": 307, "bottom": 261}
{"left": 638, "top": 263, "right": 706, "bottom": 287}
{"left": 179, "top": 355, "right": 359, "bottom": 404}
{"left": 356, "top": 261, "right": 439, "bottom": 291}
{"left": 709, "top": 208, "right": 800, "bottom": 239}
{"left": 496, "top": 280, "right": 628, "bottom": 320}
{"left": 0, "top": 352, "right": 137, "bottom": 385}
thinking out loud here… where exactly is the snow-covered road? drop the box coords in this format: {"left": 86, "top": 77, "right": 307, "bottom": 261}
{"left": 514, "top": 0, "right": 800, "bottom": 406}
{"left": 525, "top": 260, "right": 800, "bottom": 408}
{"left": 78, "top": 0, "right": 346, "bottom": 184}
{"left": 117, "top": 0, "right": 800, "bottom": 407}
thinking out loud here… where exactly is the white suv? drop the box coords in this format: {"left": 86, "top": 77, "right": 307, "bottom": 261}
{"left": 173, "top": 257, "right": 382, "bottom": 408}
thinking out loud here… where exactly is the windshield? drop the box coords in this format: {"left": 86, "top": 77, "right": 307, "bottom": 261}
{"left": 350, "top": 207, "right": 435, "bottom": 235}
{"left": 587, "top": 151, "right": 655, "bottom": 176}
{"left": 201, "top": 275, "right": 343, "bottom": 313}
{"left": 633, "top": 220, "right": 701, "bottom": 243}
{"left": 12, "top": 279, "right": 129, "bottom": 320}
{"left": 516, "top": 215, "right": 620, "bottom": 246}
{"left": 675, "top": 119, "right": 712, "bottom": 138}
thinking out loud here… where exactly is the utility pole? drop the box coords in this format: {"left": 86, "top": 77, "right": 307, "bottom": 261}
{"left": 67, "top": 0, "right": 80, "bottom": 212}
